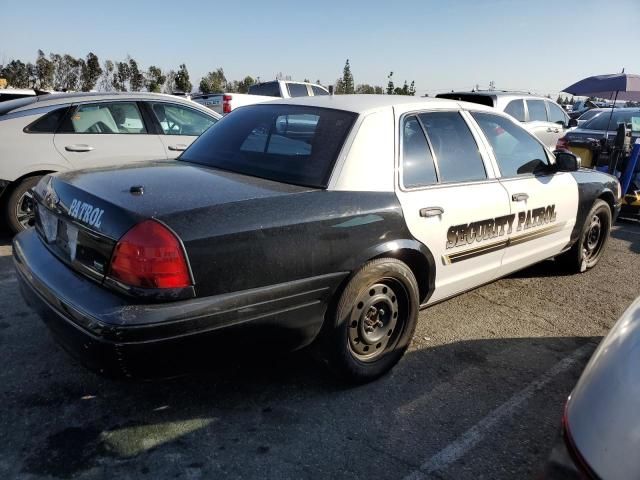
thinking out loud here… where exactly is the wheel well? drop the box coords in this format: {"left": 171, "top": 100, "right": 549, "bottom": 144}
{"left": 374, "top": 248, "right": 431, "bottom": 303}
{"left": 598, "top": 191, "right": 615, "bottom": 213}
{"left": 2, "top": 170, "right": 55, "bottom": 198}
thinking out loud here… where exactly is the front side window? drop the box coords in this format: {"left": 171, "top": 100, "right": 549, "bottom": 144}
{"left": 287, "top": 83, "right": 310, "bottom": 98}
{"left": 180, "top": 104, "right": 357, "bottom": 188}
{"left": 62, "top": 102, "right": 146, "bottom": 134}
{"left": 472, "top": 112, "right": 549, "bottom": 177}
{"left": 527, "top": 100, "right": 548, "bottom": 122}
{"left": 151, "top": 103, "right": 216, "bottom": 136}
{"left": 401, "top": 116, "right": 438, "bottom": 188}
{"left": 504, "top": 99, "right": 525, "bottom": 122}
{"left": 418, "top": 112, "right": 486, "bottom": 183}
{"left": 547, "top": 101, "right": 567, "bottom": 125}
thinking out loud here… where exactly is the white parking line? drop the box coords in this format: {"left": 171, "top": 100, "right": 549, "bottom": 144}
{"left": 403, "top": 343, "right": 593, "bottom": 480}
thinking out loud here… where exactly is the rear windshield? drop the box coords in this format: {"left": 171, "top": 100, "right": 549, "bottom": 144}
{"left": 180, "top": 104, "right": 358, "bottom": 188}
{"left": 582, "top": 110, "right": 640, "bottom": 131}
{"left": 248, "top": 82, "right": 282, "bottom": 97}
{"left": 435, "top": 93, "right": 495, "bottom": 107}
{"left": 578, "top": 109, "right": 602, "bottom": 121}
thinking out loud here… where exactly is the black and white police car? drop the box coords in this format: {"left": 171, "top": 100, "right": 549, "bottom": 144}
{"left": 14, "top": 95, "right": 621, "bottom": 383}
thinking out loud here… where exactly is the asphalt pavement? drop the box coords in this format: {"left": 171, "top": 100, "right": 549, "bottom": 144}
{"left": 0, "top": 221, "right": 639, "bottom": 480}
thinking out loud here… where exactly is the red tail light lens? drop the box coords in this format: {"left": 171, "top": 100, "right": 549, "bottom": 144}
{"left": 109, "top": 220, "right": 191, "bottom": 289}
{"left": 223, "top": 94, "right": 232, "bottom": 114}
{"left": 556, "top": 136, "right": 569, "bottom": 151}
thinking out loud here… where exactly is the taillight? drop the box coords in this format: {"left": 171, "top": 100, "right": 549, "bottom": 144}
{"left": 556, "top": 136, "right": 569, "bottom": 151}
{"left": 109, "top": 220, "right": 191, "bottom": 289}
{"left": 223, "top": 94, "right": 232, "bottom": 114}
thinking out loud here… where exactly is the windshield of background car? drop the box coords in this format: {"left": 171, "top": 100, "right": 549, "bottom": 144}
{"left": 180, "top": 104, "right": 358, "bottom": 188}
{"left": 582, "top": 110, "right": 640, "bottom": 131}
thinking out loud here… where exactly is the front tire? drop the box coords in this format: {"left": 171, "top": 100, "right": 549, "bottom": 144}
{"left": 557, "top": 199, "right": 611, "bottom": 273}
{"left": 4, "top": 176, "right": 42, "bottom": 234}
{"left": 322, "top": 258, "right": 419, "bottom": 384}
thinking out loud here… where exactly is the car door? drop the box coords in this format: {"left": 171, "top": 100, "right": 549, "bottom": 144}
{"left": 53, "top": 101, "right": 167, "bottom": 168}
{"left": 525, "top": 98, "right": 557, "bottom": 150}
{"left": 394, "top": 109, "right": 511, "bottom": 304}
{"left": 546, "top": 100, "right": 570, "bottom": 147}
{"left": 148, "top": 102, "right": 218, "bottom": 158}
{"left": 469, "top": 111, "right": 579, "bottom": 274}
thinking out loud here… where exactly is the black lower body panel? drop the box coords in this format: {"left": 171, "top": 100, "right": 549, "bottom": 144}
{"left": 14, "top": 229, "right": 347, "bottom": 379}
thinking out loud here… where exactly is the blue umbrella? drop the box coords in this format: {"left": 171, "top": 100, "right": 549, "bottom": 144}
{"left": 563, "top": 72, "right": 640, "bottom": 102}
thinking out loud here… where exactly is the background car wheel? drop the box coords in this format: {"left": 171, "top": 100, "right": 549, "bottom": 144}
{"left": 556, "top": 199, "right": 611, "bottom": 273}
{"left": 5, "top": 176, "right": 42, "bottom": 234}
{"left": 321, "top": 258, "right": 419, "bottom": 384}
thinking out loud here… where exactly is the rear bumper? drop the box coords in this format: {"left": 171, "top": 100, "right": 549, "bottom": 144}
{"left": 14, "top": 229, "right": 346, "bottom": 378}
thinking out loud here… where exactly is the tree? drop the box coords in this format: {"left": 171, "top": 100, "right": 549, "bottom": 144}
{"left": 163, "top": 70, "right": 177, "bottom": 94}
{"left": 80, "top": 52, "right": 102, "bottom": 91}
{"left": 174, "top": 64, "right": 192, "bottom": 93}
{"left": 237, "top": 75, "right": 255, "bottom": 93}
{"left": 355, "top": 84, "right": 384, "bottom": 94}
{"left": 334, "top": 77, "right": 345, "bottom": 94}
{"left": 145, "top": 66, "right": 166, "bottom": 93}
{"left": 342, "top": 59, "right": 354, "bottom": 94}
{"left": 199, "top": 68, "right": 226, "bottom": 94}
{"left": 386, "top": 72, "right": 394, "bottom": 95}
{"left": 99, "top": 60, "right": 114, "bottom": 91}
{"left": 128, "top": 57, "right": 144, "bottom": 92}
{"left": 35, "top": 50, "right": 54, "bottom": 90}
{"left": 409, "top": 80, "right": 416, "bottom": 96}
{"left": 1, "top": 60, "right": 31, "bottom": 88}
{"left": 113, "top": 61, "right": 130, "bottom": 91}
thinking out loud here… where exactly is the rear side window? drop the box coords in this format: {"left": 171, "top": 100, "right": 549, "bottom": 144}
{"left": 151, "top": 103, "right": 216, "bottom": 136}
{"left": 527, "top": 100, "right": 548, "bottom": 122}
{"left": 547, "top": 101, "right": 567, "bottom": 125}
{"left": 311, "top": 86, "right": 329, "bottom": 96}
{"left": 472, "top": 112, "right": 549, "bottom": 177}
{"left": 504, "top": 100, "right": 525, "bottom": 122}
{"left": 418, "top": 112, "right": 486, "bottom": 183}
{"left": 287, "top": 83, "right": 310, "bottom": 97}
{"left": 248, "top": 82, "right": 281, "bottom": 97}
{"left": 60, "top": 102, "right": 147, "bottom": 134}
{"left": 180, "top": 104, "right": 357, "bottom": 188}
{"left": 401, "top": 116, "right": 438, "bottom": 188}
{"left": 24, "top": 107, "right": 69, "bottom": 133}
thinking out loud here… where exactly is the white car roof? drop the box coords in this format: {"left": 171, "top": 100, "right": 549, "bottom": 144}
{"left": 7, "top": 92, "right": 219, "bottom": 117}
{"left": 266, "top": 94, "right": 497, "bottom": 115}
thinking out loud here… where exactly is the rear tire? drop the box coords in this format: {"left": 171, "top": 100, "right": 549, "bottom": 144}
{"left": 5, "top": 176, "right": 42, "bottom": 234}
{"left": 321, "top": 258, "right": 419, "bottom": 384}
{"left": 556, "top": 199, "right": 611, "bottom": 273}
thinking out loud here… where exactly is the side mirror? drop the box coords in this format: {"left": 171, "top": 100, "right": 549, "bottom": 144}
{"left": 554, "top": 150, "right": 581, "bottom": 171}
{"left": 567, "top": 118, "right": 578, "bottom": 128}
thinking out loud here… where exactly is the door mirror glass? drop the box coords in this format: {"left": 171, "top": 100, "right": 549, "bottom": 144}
{"left": 554, "top": 151, "right": 581, "bottom": 171}
{"left": 568, "top": 118, "right": 578, "bottom": 128}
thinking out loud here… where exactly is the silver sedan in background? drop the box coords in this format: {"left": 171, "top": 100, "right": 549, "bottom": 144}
{"left": 0, "top": 92, "right": 220, "bottom": 233}
{"left": 544, "top": 297, "right": 640, "bottom": 479}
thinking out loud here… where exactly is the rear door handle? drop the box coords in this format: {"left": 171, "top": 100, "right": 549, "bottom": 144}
{"left": 168, "top": 144, "right": 187, "bottom": 151}
{"left": 65, "top": 144, "right": 94, "bottom": 152}
{"left": 547, "top": 127, "right": 559, "bottom": 133}
{"left": 419, "top": 206, "right": 444, "bottom": 217}
{"left": 512, "top": 193, "right": 529, "bottom": 202}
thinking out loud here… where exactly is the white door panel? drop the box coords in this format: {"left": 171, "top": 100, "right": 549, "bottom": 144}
{"left": 53, "top": 133, "right": 168, "bottom": 168}
{"left": 157, "top": 135, "right": 198, "bottom": 159}
{"left": 397, "top": 182, "right": 511, "bottom": 303}
{"left": 500, "top": 173, "right": 578, "bottom": 273}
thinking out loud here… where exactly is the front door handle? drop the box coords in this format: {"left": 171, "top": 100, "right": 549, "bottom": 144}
{"left": 546, "top": 127, "right": 559, "bottom": 133}
{"left": 512, "top": 193, "right": 529, "bottom": 202}
{"left": 419, "top": 206, "right": 444, "bottom": 218}
{"left": 168, "top": 144, "right": 187, "bottom": 151}
{"left": 65, "top": 144, "right": 94, "bottom": 152}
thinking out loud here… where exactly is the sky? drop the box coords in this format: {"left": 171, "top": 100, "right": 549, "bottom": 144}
{"left": 1, "top": 0, "right": 639, "bottom": 96}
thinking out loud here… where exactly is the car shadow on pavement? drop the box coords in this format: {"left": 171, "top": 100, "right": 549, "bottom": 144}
{"left": 4, "top": 334, "right": 599, "bottom": 480}
{"left": 612, "top": 223, "right": 640, "bottom": 254}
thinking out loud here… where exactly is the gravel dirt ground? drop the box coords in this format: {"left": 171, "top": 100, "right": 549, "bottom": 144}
{"left": 0, "top": 220, "right": 638, "bottom": 480}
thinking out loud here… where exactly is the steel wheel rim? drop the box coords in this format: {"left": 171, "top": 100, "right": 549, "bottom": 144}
{"left": 348, "top": 280, "right": 407, "bottom": 362}
{"left": 583, "top": 213, "right": 605, "bottom": 262}
{"left": 15, "top": 190, "right": 35, "bottom": 229}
